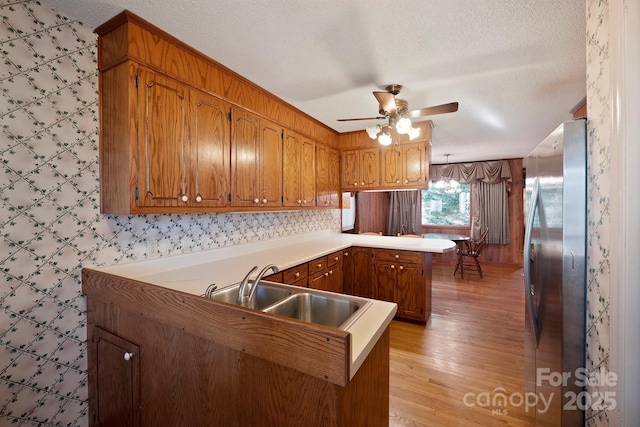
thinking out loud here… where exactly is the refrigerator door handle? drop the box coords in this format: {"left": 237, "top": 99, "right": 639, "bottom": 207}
{"left": 524, "top": 178, "right": 540, "bottom": 342}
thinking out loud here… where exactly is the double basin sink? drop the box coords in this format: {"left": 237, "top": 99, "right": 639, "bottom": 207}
{"left": 207, "top": 281, "right": 369, "bottom": 330}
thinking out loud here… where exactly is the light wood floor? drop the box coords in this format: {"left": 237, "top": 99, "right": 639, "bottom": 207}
{"left": 389, "top": 261, "right": 535, "bottom": 427}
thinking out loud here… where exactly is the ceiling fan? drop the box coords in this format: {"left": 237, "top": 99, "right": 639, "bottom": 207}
{"left": 337, "top": 84, "right": 459, "bottom": 145}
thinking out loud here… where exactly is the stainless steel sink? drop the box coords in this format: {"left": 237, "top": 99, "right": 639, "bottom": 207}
{"left": 208, "top": 282, "right": 292, "bottom": 310}
{"left": 264, "top": 293, "right": 363, "bottom": 329}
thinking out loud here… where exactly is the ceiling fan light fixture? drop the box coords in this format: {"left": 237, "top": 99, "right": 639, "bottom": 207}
{"left": 378, "top": 131, "right": 392, "bottom": 146}
{"left": 366, "top": 124, "right": 381, "bottom": 139}
{"left": 396, "top": 117, "right": 412, "bottom": 134}
{"left": 408, "top": 126, "right": 421, "bottom": 140}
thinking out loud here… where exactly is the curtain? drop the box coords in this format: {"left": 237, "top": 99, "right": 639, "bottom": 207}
{"left": 471, "top": 181, "right": 510, "bottom": 244}
{"left": 431, "top": 159, "right": 512, "bottom": 244}
{"left": 388, "top": 191, "right": 422, "bottom": 236}
{"left": 430, "top": 160, "right": 511, "bottom": 184}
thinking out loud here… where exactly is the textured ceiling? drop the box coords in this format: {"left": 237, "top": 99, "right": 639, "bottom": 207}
{"left": 41, "top": 0, "right": 586, "bottom": 164}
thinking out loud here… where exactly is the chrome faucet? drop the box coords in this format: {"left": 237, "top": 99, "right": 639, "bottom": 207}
{"left": 237, "top": 264, "right": 279, "bottom": 304}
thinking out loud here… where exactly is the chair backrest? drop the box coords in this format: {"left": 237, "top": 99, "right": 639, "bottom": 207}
{"left": 468, "top": 228, "right": 489, "bottom": 255}
{"left": 397, "top": 233, "right": 423, "bottom": 238}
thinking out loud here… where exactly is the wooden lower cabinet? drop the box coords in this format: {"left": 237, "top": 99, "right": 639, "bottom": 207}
{"left": 308, "top": 251, "right": 343, "bottom": 293}
{"left": 83, "top": 269, "right": 390, "bottom": 427}
{"left": 351, "top": 247, "right": 373, "bottom": 298}
{"left": 372, "top": 249, "right": 431, "bottom": 322}
{"left": 88, "top": 327, "right": 140, "bottom": 426}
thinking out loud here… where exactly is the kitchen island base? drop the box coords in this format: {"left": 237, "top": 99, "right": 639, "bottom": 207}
{"left": 84, "top": 269, "right": 390, "bottom": 427}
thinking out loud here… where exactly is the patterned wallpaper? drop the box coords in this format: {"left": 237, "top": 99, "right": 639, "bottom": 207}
{"left": 0, "top": 1, "right": 340, "bottom": 425}
{"left": 585, "top": 0, "right": 611, "bottom": 426}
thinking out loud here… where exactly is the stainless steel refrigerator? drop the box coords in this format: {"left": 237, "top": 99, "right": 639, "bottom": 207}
{"left": 523, "top": 118, "right": 586, "bottom": 426}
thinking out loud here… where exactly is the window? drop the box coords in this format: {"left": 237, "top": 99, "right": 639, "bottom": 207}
{"left": 421, "top": 180, "right": 471, "bottom": 225}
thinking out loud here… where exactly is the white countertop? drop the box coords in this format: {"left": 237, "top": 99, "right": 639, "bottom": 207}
{"left": 88, "top": 230, "right": 455, "bottom": 379}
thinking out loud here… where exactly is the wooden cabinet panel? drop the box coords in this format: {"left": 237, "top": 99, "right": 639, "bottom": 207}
{"left": 283, "top": 131, "right": 315, "bottom": 207}
{"left": 341, "top": 149, "right": 360, "bottom": 190}
{"left": 282, "top": 264, "right": 309, "bottom": 285}
{"left": 396, "top": 262, "right": 425, "bottom": 320}
{"left": 89, "top": 327, "right": 140, "bottom": 427}
{"left": 402, "top": 142, "right": 427, "bottom": 187}
{"left": 359, "top": 148, "right": 380, "bottom": 188}
{"left": 371, "top": 248, "right": 429, "bottom": 322}
{"left": 342, "top": 249, "right": 355, "bottom": 295}
{"left": 137, "top": 69, "right": 188, "bottom": 208}
{"left": 351, "top": 247, "right": 372, "bottom": 298}
{"left": 231, "top": 108, "right": 283, "bottom": 207}
{"left": 317, "top": 143, "right": 340, "bottom": 207}
{"left": 308, "top": 256, "right": 328, "bottom": 275}
{"left": 191, "top": 91, "right": 231, "bottom": 207}
{"left": 380, "top": 146, "right": 403, "bottom": 187}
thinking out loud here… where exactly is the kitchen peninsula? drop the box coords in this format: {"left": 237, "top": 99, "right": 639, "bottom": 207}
{"left": 82, "top": 231, "right": 454, "bottom": 426}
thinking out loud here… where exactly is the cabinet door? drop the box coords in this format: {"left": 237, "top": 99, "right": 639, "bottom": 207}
{"left": 352, "top": 247, "right": 372, "bottom": 298}
{"left": 316, "top": 143, "right": 329, "bottom": 206}
{"left": 191, "top": 91, "right": 230, "bottom": 207}
{"left": 325, "top": 266, "right": 343, "bottom": 293}
{"left": 327, "top": 147, "right": 340, "bottom": 206}
{"left": 282, "top": 131, "right": 302, "bottom": 207}
{"left": 380, "top": 146, "right": 403, "bottom": 187}
{"left": 341, "top": 149, "right": 360, "bottom": 189}
{"left": 397, "top": 262, "right": 425, "bottom": 320}
{"left": 308, "top": 270, "right": 328, "bottom": 290}
{"left": 342, "top": 249, "right": 355, "bottom": 295}
{"left": 137, "top": 69, "right": 188, "bottom": 208}
{"left": 359, "top": 148, "right": 380, "bottom": 188}
{"left": 402, "top": 142, "right": 427, "bottom": 187}
{"left": 231, "top": 108, "right": 260, "bottom": 206}
{"left": 373, "top": 260, "right": 396, "bottom": 302}
{"left": 283, "top": 133, "right": 315, "bottom": 207}
{"left": 89, "top": 327, "right": 140, "bottom": 427}
{"left": 301, "top": 138, "right": 316, "bottom": 206}
{"left": 258, "top": 120, "right": 283, "bottom": 207}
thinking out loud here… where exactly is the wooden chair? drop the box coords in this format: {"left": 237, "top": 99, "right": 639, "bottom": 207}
{"left": 397, "top": 233, "right": 423, "bottom": 238}
{"left": 454, "top": 228, "right": 489, "bottom": 278}
{"left": 359, "top": 231, "right": 382, "bottom": 236}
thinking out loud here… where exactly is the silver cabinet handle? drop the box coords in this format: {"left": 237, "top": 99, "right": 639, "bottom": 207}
{"left": 124, "top": 352, "right": 133, "bottom": 361}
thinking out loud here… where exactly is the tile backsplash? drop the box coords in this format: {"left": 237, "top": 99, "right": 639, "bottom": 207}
{"left": 0, "top": 1, "right": 339, "bottom": 425}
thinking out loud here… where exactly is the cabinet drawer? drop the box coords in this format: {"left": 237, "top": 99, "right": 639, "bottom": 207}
{"left": 327, "top": 251, "right": 342, "bottom": 268}
{"left": 373, "top": 249, "right": 423, "bottom": 264}
{"left": 282, "top": 264, "right": 308, "bottom": 284}
{"left": 308, "top": 256, "right": 328, "bottom": 275}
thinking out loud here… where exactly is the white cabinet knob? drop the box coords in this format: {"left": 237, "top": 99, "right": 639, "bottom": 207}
{"left": 334, "top": 256, "right": 339, "bottom": 261}
{"left": 391, "top": 265, "right": 395, "bottom": 269}
{"left": 344, "top": 252, "right": 349, "bottom": 256}
{"left": 303, "top": 199, "right": 307, "bottom": 204}
{"left": 254, "top": 198, "right": 260, "bottom": 204}
{"left": 262, "top": 198, "right": 267, "bottom": 204}
{"left": 295, "top": 272, "right": 300, "bottom": 278}
{"left": 181, "top": 195, "right": 188, "bottom": 202}
{"left": 396, "top": 179, "right": 400, "bottom": 184}
{"left": 124, "top": 352, "right": 133, "bottom": 361}
{"left": 195, "top": 195, "right": 202, "bottom": 203}
{"left": 354, "top": 182, "right": 358, "bottom": 186}
{"left": 395, "top": 254, "right": 400, "bottom": 259}
{"left": 399, "top": 266, "right": 404, "bottom": 270}
{"left": 317, "top": 263, "right": 322, "bottom": 268}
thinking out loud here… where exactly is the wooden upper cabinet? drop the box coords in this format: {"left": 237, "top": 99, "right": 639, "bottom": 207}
{"left": 136, "top": 69, "right": 188, "bottom": 209}
{"left": 317, "top": 143, "right": 340, "bottom": 207}
{"left": 191, "top": 91, "right": 231, "bottom": 208}
{"left": 340, "top": 149, "right": 359, "bottom": 190}
{"left": 402, "top": 142, "right": 428, "bottom": 187}
{"left": 96, "top": 12, "right": 340, "bottom": 214}
{"left": 341, "top": 147, "right": 380, "bottom": 190}
{"left": 136, "top": 68, "right": 231, "bottom": 210}
{"left": 283, "top": 131, "right": 316, "bottom": 207}
{"left": 380, "top": 141, "right": 428, "bottom": 188}
{"left": 231, "top": 108, "right": 283, "bottom": 207}
{"left": 380, "top": 146, "right": 403, "bottom": 187}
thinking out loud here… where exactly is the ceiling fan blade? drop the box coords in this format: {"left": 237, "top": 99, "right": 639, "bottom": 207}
{"left": 336, "top": 116, "right": 386, "bottom": 122}
{"left": 373, "top": 91, "right": 397, "bottom": 114}
{"left": 407, "top": 102, "right": 459, "bottom": 118}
